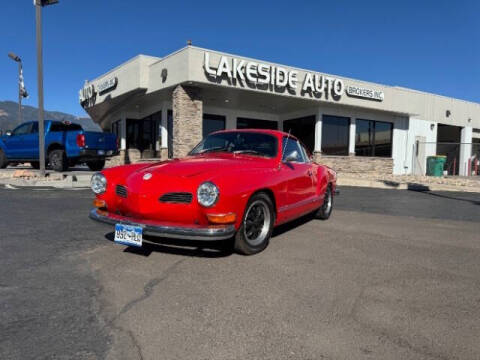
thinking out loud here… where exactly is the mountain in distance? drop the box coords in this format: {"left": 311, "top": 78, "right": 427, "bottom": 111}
{"left": 0, "top": 100, "right": 101, "bottom": 132}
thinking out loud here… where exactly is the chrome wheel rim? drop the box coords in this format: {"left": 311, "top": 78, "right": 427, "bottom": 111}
{"left": 243, "top": 200, "right": 271, "bottom": 246}
{"left": 324, "top": 188, "right": 332, "bottom": 214}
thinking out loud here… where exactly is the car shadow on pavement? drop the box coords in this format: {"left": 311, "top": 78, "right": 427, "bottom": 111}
{"left": 272, "top": 212, "right": 316, "bottom": 238}
{"left": 104, "top": 232, "right": 234, "bottom": 258}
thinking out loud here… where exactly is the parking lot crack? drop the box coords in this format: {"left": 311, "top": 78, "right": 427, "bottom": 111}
{"left": 118, "top": 258, "right": 186, "bottom": 316}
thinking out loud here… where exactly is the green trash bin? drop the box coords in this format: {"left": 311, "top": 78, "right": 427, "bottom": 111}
{"left": 426, "top": 156, "right": 446, "bottom": 177}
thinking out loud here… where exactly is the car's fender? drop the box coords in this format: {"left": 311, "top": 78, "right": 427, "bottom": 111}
{"left": 207, "top": 166, "right": 287, "bottom": 228}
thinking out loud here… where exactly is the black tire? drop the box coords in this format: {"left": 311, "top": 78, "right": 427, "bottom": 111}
{"left": 316, "top": 185, "right": 333, "bottom": 220}
{"left": 48, "top": 149, "right": 68, "bottom": 172}
{"left": 86, "top": 159, "right": 106, "bottom": 171}
{"left": 30, "top": 161, "right": 40, "bottom": 169}
{"left": 0, "top": 149, "right": 8, "bottom": 169}
{"left": 234, "top": 192, "right": 275, "bottom": 255}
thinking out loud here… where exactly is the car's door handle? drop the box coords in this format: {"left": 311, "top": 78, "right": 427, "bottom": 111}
{"left": 307, "top": 169, "right": 313, "bottom": 176}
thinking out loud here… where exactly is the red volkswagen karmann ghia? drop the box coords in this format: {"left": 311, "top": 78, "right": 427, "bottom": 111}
{"left": 90, "top": 129, "right": 337, "bottom": 255}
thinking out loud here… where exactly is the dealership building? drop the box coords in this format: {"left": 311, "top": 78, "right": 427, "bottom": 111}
{"left": 79, "top": 46, "right": 480, "bottom": 176}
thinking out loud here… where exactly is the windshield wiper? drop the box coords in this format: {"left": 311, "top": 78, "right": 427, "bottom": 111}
{"left": 233, "top": 149, "right": 263, "bottom": 156}
{"left": 198, "top": 146, "right": 228, "bottom": 154}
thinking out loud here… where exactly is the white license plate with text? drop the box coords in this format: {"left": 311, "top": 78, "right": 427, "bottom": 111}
{"left": 114, "top": 224, "right": 143, "bottom": 247}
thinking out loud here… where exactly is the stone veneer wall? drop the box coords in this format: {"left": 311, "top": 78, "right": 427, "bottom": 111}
{"left": 172, "top": 85, "right": 203, "bottom": 158}
{"left": 314, "top": 153, "right": 393, "bottom": 176}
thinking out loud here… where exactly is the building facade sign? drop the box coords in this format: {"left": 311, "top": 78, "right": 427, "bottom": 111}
{"left": 97, "top": 76, "right": 118, "bottom": 94}
{"left": 79, "top": 83, "right": 96, "bottom": 108}
{"left": 346, "top": 85, "right": 384, "bottom": 101}
{"left": 204, "top": 52, "right": 344, "bottom": 101}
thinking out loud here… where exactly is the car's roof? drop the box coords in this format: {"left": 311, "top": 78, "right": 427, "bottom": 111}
{"left": 212, "top": 128, "right": 298, "bottom": 140}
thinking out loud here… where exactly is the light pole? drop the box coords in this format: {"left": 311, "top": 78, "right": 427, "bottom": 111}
{"left": 7, "top": 52, "right": 27, "bottom": 126}
{"left": 34, "top": 0, "right": 59, "bottom": 177}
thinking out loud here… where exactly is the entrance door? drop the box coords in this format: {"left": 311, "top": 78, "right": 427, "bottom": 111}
{"left": 414, "top": 136, "right": 426, "bottom": 175}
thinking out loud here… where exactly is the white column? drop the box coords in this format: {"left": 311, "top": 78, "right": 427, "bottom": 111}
{"left": 349, "top": 118, "right": 356, "bottom": 155}
{"left": 161, "top": 103, "right": 168, "bottom": 149}
{"left": 459, "top": 126, "right": 473, "bottom": 176}
{"left": 120, "top": 112, "right": 127, "bottom": 150}
{"left": 225, "top": 112, "right": 236, "bottom": 130}
{"left": 314, "top": 110, "right": 322, "bottom": 153}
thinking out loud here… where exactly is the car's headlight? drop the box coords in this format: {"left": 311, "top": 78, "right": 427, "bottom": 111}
{"left": 91, "top": 173, "right": 107, "bottom": 194}
{"left": 197, "top": 182, "right": 219, "bottom": 207}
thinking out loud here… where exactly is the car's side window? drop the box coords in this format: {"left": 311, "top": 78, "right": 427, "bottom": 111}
{"left": 299, "top": 143, "right": 311, "bottom": 163}
{"left": 12, "top": 123, "right": 32, "bottom": 136}
{"left": 30, "top": 122, "right": 38, "bottom": 134}
{"left": 282, "top": 137, "right": 305, "bottom": 163}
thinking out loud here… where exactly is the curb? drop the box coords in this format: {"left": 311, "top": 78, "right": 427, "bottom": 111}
{"left": 0, "top": 174, "right": 90, "bottom": 189}
{"left": 338, "top": 178, "right": 480, "bottom": 193}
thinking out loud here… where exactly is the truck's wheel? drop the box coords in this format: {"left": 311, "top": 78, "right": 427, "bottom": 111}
{"left": 234, "top": 192, "right": 275, "bottom": 255}
{"left": 86, "top": 160, "right": 106, "bottom": 171}
{"left": 315, "top": 185, "right": 333, "bottom": 220}
{"left": 30, "top": 161, "right": 40, "bottom": 169}
{"left": 0, "top": 149, "right": 8, "bottom": 169}
{"left": 49, "top": 149, "right": 68, "bottom": 172}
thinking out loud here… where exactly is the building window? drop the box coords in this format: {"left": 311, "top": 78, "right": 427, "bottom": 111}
{"left": 237, "top": 117, "right": 278, "bottom": 130}
{"left": 355, "top": 119, "right": 393, "bottom": 157}
{"left": 283, "top": 115, "right": 315, "bottom": 153}
{"left": 126, "top": 111, "right": 161, "bottom": 158}
{"left": 322, "top": 115, "right": 350, "bottom": 155}
{"left": 203, "top": 114, "right": 226, "bottom": 138}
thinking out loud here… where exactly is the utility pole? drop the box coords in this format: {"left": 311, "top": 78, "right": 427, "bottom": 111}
{"left": 34, "top": 0, "right": 59, "bottom": 177}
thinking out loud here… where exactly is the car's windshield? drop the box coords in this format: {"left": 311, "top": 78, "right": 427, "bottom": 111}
{"left": 190, "top": 132, "right": 278, "bottom": 158}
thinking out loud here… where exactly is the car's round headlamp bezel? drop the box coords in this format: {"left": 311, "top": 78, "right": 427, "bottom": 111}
{"left": 91, "top": 173, "right": 107, "bottom": 195}
{"left": 197, "top": 181, "right": 219, "bottom": 207}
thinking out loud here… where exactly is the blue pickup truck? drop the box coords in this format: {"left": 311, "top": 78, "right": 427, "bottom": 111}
{"left": 0, "top": 120, "right": 118, "bottom": 171}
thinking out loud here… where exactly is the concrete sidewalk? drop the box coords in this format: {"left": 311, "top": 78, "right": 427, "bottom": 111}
{"left": 0, "top": 166, "right": 93, "bottom": 189}
{"left": 338, "top": 175, "right": 480, "bottom": 193}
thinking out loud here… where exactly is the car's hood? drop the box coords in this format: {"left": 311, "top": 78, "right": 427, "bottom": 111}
{"left": 133, "top": 154, "right": 276, "bottom": 180}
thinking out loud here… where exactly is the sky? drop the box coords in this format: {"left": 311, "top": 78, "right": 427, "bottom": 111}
{"left": 1, "top": 0, "right": 479, "bottom": 117}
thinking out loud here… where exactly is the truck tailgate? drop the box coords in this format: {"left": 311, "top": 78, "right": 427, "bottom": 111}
{"left": 84, "top": 132, "right": 117, "bottom": 151}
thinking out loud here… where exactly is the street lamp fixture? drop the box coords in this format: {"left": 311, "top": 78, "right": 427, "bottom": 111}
{"left": 8, "top": 52, "right": 27, "bottom": 128}
{"left": 34, "top": 0, "right": 59, "bottom": 177}
{"left": 8, "top": 52, "right": 21, "bottom": 62}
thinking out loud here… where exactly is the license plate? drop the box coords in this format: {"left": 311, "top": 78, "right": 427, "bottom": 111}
{"left": 114, "top": 224, "right": 143, "bottom": 247}
{"left": 97, "top": 150, "right": 105, "bottom": 155}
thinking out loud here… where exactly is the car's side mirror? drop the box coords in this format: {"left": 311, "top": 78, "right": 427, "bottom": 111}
{"left": 284, "top": 150, "right": 299, "bottom": 162}
{"left": 5, "top": 131, "right": 12, "bottom": 136}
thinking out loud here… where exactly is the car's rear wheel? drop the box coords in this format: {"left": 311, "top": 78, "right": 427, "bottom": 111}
{"left": 86, "top": 159, "right": 106, "bottom": 171}
{"left": 0, "top": 149, "right": 8, "bottom": 169}
{"left": 315, "top": 185, "right": 333, "bottom": 220}
{"left": 234, "top": 192, "right": 275, "bottom": 255}
{"left": 49, "top": 149, "right": 68, "bottom": 172}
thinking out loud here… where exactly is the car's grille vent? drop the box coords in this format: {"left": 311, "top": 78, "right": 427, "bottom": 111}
{"left": 115, "top": 185, "right": 127, "bottom": 198}
{"left": 159, "top": 192, "right": 193, "bottom": 204}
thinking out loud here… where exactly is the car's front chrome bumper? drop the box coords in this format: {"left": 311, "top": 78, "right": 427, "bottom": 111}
{"left": 89, "top": 209, "right": 236, "bottom": 241}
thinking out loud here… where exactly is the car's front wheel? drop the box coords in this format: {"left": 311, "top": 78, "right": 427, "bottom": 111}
{"left": 234, "top": 192, "right": 275, "bottom": 255}
{"left": 315, "top": 185, "right": 333, "bottom": 220}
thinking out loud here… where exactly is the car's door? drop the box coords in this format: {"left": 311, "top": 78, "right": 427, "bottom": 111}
{"left": 280, "top": 137, "right": 316, "bottom": 217}
{"left": 23, "top": 122, "right": 40, "bottom": 159}
{"left": 4, "top": 123, "right": 32, "bottom": 159}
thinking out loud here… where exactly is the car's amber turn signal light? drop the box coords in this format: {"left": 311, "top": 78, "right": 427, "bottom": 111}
{"left": 207, "top": 213, "right": 236, "bottom": 224}
{"left": 93, "top": 199, "right": 106, "bottom": 208}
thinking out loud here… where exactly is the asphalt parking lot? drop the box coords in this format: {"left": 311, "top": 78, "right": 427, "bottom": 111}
{"left": 1, "top": 186, "right": 479, "bottom": 360}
